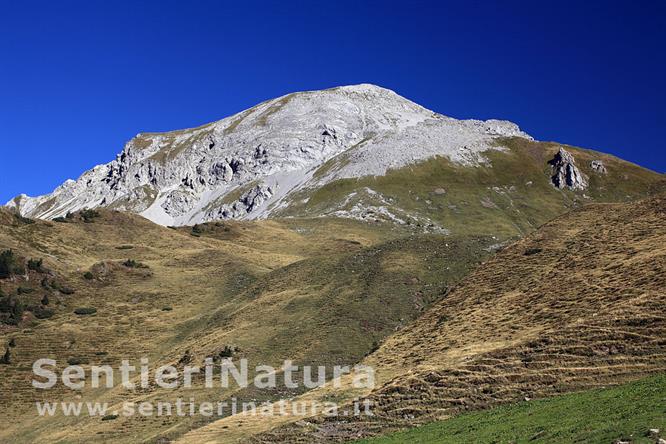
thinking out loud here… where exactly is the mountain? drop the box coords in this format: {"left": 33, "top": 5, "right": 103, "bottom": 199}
{"left": 7, "top": 84, "right": 661, "bottom": 237}
{"left": 1, "top": 85, "right": 664, "bottom": 443}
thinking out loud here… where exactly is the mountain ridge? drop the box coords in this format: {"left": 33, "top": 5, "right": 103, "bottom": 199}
{"left": 6, "top": 84, "right": 533, "bottom": 226}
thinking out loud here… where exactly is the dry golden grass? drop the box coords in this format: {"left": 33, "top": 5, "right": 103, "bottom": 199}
{"left": 0, "top": 209, "right": 489, "bottom": 443}
{"left": 244, "top": 193, "right": 666, "bottom": 442}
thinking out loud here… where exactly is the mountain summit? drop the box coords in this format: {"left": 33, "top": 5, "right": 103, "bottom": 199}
{"left": 6, "top": 84, "right": 532, "bottom": 226}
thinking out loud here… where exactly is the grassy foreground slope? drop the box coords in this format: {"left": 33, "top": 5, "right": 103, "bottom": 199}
{"left": 355, "top": 373, "right": 666, "bottom": 444}
{"left": 0, "top": 209, "right": 492, "bottom": 443}
{"left": 243, "top": 191, "right": 666, "bottom": 443}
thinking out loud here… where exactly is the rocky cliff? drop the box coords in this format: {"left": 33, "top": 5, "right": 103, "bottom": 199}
{"left": 6, "top": 84, "right": 531, "bottom": 226}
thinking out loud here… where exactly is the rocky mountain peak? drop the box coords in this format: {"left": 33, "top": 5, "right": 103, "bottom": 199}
{"left": 6, "top": 84, "right": 533, "bottom": 226}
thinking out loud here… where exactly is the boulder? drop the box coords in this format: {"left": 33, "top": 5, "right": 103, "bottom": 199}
{"left": 590, "top": 159, "right": 607, "bottom": 174}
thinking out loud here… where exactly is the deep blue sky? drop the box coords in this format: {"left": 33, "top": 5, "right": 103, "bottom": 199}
{"left": 1, "top": 0, "right": 664, "bottom": 202}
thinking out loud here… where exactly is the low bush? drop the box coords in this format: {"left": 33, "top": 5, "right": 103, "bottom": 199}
{"left": 0, "top": 249, "right": 25, "bottom": 279}
{"left": 74, "top": 307, "right": 97, "bottom": 315}
{"left": 122, "top": 259, "right": 147, "bottom": 268}
{"left": 524, "top": 247, "right": 543, "bottom": 256}
{"left": 366, "top": 340, "right": 381, "bottom": 356}
{"left": 219, "top": 345, "right": 236, "bottom": 358}
{"left": 83, "top": 272, "right": 94, "bottom": 280}
{"left": 66, "top": 356, "right": 89, "bottom": 365}
{"left": 80, "top": 208, "right": 101, "bottom": 223}
{"left": 49, "top": 280, "right": 75, "bottom": 294}
{"left": 32, "top": 306, "right": 55, "bottom": 319}
{"left": 0, "top": 294, "right": 24, "bottom": 325}
{"left": 27, "top": 258, "right": 44, "bottom": 272}
{"left": 101, "top": 414, "right": 118, "bottom": 421}
{"left": 14, "top": 214, "right": 35, "bottom": 225}
{"left": 0, "top": 348, "right": 10, "bottom": 364}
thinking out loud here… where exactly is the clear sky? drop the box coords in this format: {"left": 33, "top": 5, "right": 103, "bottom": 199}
{"left": 1, "top": 0, "right": 664, "bottom": 203}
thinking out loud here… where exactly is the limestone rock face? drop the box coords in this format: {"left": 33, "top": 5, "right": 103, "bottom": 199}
{"left": 5, "top": 84, "right": 532, "bottom": 226}
{"left": 590, "top": 160, "right": 607, "bottom": 174}
{"left": 550, "top": 148, "right": 588, "bottom": 190}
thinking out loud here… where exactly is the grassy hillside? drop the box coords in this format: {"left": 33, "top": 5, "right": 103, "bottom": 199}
{"left": 354, "top": 373, "right": 666, "bottom": 444}
{"left": 241, "top": 192, "right": 666, "bottom": 443}
{"left": 279, "top": 137, "right": 663, "bottom": 239}
{"left": 0, "top": 209, "right": 492, "bottom": 443}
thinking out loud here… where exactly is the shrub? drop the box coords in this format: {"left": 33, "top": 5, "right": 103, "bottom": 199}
{"left": 27, "top": 258, "right": 44, "bottom": 272}
{"left": 74, "top": 307, "right": 97, "bottom": 315}
{"left": 59, "top": 286, "right": 75, "bottom": 295}
{"left": 0, "top": 347, "right": 10, "bottom": 364}
{"left": 162, "top": 306, "right": 173, "bottom": 311}
{"left": 66, "top": 356, "right": 89, "bottom": 365}
{"left": 49, "top": 280, "right": 75, "bottom": 294}
{"left": 83, "top": 272, "right": 94, "bottom": 280}
{"left": 17, "top": 287, "right": 35, "bottom": 295}
{"left": 219, "top": 345, "right": 235, "bottom": 358}
{"left": 41, "top": 294, "right": 49, "bottom": 306}
{"left": 366, "top": 340, "right": 381, "bottom": 356}
{"left": 0, "top": 249, "right": 25, "bottom": 279}
{"left": 115, "top": 245, "right": 134, "bottom": 250}
{"left": 0, "top": 294, "right": 24, "bottom": 325}
{"left": 14, "top": 214, "right": 34, "bottom": 225}
{"left": 101, "top": 414, "right": 119, "bottom": 421}
{"left": 524, "top": 247, "right": 543, "bottom": 256}
{"left": 122, "top": 259, "right": 147, "bottom": 268}
{"left": 32, "top": 306, "right": 55, "bottom": 319}
{"left": 80, "top": 208, "right": 100, "bottom": 223}
{"left": 52, "top": 216, "right": 68, "bottom": 223}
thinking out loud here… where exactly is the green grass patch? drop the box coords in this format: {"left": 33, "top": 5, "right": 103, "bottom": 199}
{"left": 354, "top": 374, "right": 666, "bottom": 444}
{"left": 282, "top": 137, "right": 662, "bottom": 240}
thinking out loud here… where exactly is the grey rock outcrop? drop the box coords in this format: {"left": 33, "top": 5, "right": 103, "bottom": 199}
{"left": 204, "top": 184, "right": 274, "bottom": 221}
{"left": 549, "top": 148, "right": 588, "bottom": 190}
{"left": 590, "top": 159, "right": 607, "bottom": 174}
